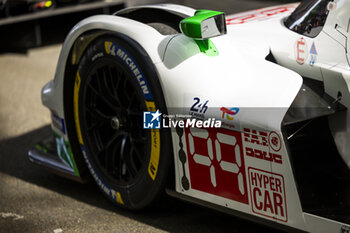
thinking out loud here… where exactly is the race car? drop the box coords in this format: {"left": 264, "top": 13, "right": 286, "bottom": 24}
{"left": 28, "top": 0, "right": 350, "bottom": 232}
{"left": 0, "top": 0, "right": 55, "bottom": 17}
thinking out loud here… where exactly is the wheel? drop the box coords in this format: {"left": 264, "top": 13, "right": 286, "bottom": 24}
{"left": 73, "top": 34, "right": 172, "bottom": 210}
{"left": 147, "top": 22, "right": 179, "bottom": 35}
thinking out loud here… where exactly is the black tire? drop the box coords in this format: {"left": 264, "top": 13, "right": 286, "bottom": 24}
{"left": 147, "top": 22, "right": 179, "bottom": 35}
{"left": 73, "top": 34, "right": 172, "bottom": 210}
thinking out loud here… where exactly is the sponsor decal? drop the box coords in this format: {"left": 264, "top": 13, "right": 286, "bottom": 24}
{"left": 295, "top": 37, "right": 308, "bottom": 65}
{"left": 226, "top": 4, "right": 297, "bottom": 25}
{"left": 220, "top": 107, "right": 239, "bottom": 120}
{"left": 54, "top": 133, "right": 80, "bottom": 176}
{"left": 309, "top": 42, "right": 318, "bottom": 66}
{"left": 56, "top": 136, "right": 74, "bottom": 168}
{"left": 268, "top": 131, "right": 282, "bottom": 152}
{"left": 244, "top": 128, "right": 268, "bottom": 146}
{"left": 185, "top": 127, "right": 249, "bottom": 204}
{"left": 51, "top": 112, "right": 65, "bottom": 134}
{"left": 244, "top": 128, "right": 283, "bottom": 164}
{"left": 91, "top": 52, "right": 103, "bottom": 61}
{"left": 105, "top": 41, "right": 153, "bottom": 100}
{"left": 249, "top": 168, "right": 287, "bottom": 222}
{"left": 189, "top": 97, "right": 209, "bottom": 118}
{"left": 82, "top": 146, "right": 124, "bottom": 205}
{"left": 35, "top": 143, "right": 50, "bottom": 154}
{"left": 246, "top": 148, "right": 282, "bottom": 164}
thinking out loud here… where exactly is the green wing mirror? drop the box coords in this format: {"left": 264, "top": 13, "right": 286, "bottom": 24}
{"left": 180, "top": 10, "right": 227, "bottom": 56}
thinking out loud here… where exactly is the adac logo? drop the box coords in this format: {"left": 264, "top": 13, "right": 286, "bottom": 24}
{"left": 220, "top": 107, "right": 239, "bottom": 120}
{"left": 309, "top": 42, "right": 317, "bottom": 66}
{"left": 143, "top": 110, "right": 161, "bottom": 129}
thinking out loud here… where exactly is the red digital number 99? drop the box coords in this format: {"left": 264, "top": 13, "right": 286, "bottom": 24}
{"left": 185, "top": 127, "right": 249, "bottom": 204}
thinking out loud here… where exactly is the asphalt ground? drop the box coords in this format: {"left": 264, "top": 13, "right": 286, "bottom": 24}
{"left": 0, "top": 1, "right": 294, "bottom": 232}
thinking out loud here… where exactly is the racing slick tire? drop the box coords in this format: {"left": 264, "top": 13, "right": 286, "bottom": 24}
{"left": 73, "top": 34, "right": 172, "bottom": 210}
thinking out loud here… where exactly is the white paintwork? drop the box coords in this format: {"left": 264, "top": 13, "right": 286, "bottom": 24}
{"left": 322, "top": 0, "right": 350, "bottom": 47}
{"left": 115, "top": 3, "right": 195, "bottom": 18}
{"left": 304, "top": 213, "right": 350, "bottom": 233}
{"left": 41, "top": 2, "right": 350, "bottom": 233}
{"left": 223, "top": 1, "right": 350, "bottom": 232}
{"left": 225, "top": 0, "right": 350, "bottom": 169}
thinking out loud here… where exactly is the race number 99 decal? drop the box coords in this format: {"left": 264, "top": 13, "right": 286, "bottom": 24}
{"left": 185, "top": 128, "right": 249, "bottom": 204}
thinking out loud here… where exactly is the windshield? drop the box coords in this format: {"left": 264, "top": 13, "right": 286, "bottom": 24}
{"left": 285, "top": 0, "right": 332, "bottom": 38}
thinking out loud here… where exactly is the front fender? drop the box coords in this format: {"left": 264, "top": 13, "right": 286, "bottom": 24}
{"left": 42, "top": 14, "right": 170, "bottom": 118}
{"left": 157, "top": 34, "right": 303, "bottom": 131}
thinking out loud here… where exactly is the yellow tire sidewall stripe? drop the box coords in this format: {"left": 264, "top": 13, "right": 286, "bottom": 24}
{"left": 145, "top": 101, "right": 160, "bottom": 181}
{"left": 74, "top": 71, "right": 84, "bottom": 145}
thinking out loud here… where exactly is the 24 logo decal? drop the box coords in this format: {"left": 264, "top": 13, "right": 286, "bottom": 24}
{"left": 188, "top": 97, "right": 210, "bottom": 119}
{"left": 190, "top": 97, "right": 209, "bottom": 114}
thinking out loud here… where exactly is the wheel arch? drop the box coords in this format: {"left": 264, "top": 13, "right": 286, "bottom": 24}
{"left": 62, "top": 29, "right": 106, "bottom": 179}
{"left": 114, "top": 5, "right": 195, "bottom": 34}
{"left": 58, "top": 14, "right": 179, "bottom": 182}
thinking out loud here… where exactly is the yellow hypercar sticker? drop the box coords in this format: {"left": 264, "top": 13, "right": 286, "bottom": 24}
{"left": 74, "top": 71, "right": 84, "bottom": 145}
{"left": 145, "top": 101, "right": 160, "bottom": 180}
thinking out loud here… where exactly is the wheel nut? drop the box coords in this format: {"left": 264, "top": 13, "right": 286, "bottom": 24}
{"left": 111, "top": 117, "right": 121, "bottom": 130}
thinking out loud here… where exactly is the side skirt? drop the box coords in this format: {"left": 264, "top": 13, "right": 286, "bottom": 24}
{"left": 166, "top": 189, "right": 307, "bottom": 233}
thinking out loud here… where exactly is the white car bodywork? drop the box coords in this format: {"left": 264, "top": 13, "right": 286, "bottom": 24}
{"left": 40, "top": 1, "right": 350, "bottom": 233}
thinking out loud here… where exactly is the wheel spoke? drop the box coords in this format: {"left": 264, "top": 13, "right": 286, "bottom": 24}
{"left": 103, "top": 68, "right": 123, "bottom": 106}
{"left": 88, "top": 83, "right": 121, "bottom": 113}
{"left": 82, "top": 58, "right": 149, "bottom": 185}
{"left": 87, "top": 106, "right": 112, "bottom": 121}
{"left": 131, "top": 136, "right": 147, "bottom": 144}
{"left": 119, "top": 136, "right": 130, "bottom": 177}
{"left": 87, "top": 120, "right": 104, "bottom": 133}
{"left": 105, "top": 131, "right": 125, "bottom": 151}
{"left": 95, "top": 131, "right": 125, "bottom": 156}
{"left": 127, "top": 92, "right": 136, "bottom": 109}
{"left": 113, "top": 141, "right": 122, "bottom": 178}
{"left": 110, "top": 67, "right": 123, "bottom": 104}
{"left": 127, "top": 110, "right": 142, "bottom": 117}
{"left": 120, "top": 136, "right": 138, "bottom": 178}
{"left": 117, "top": 142, "right": 124, "bottom": 178}
{"left": 86, "top": 107, "right": 111, "bottom": 132}
{"left": 130, "top": 140, "right": 144, "bottom": 164}
{"left": 122, "top": 76, "right": 131, "bottom": 103}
